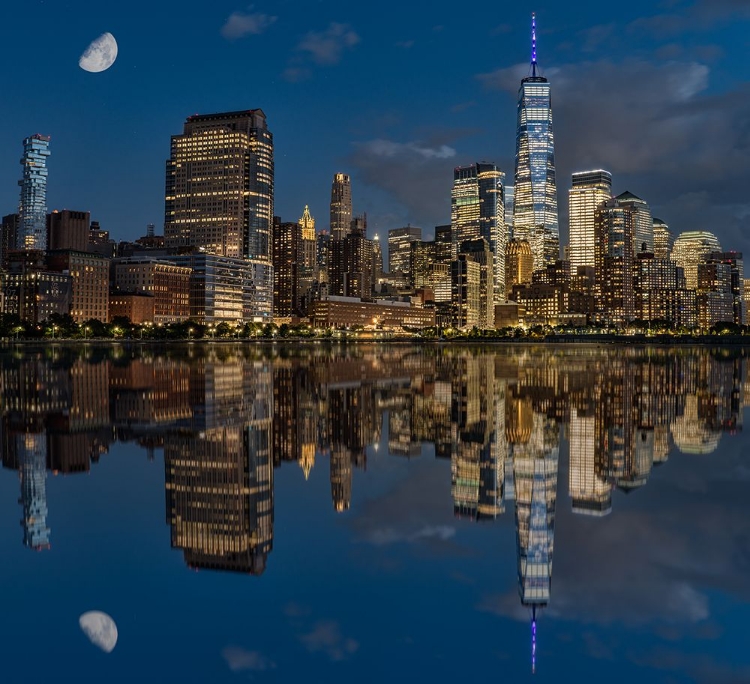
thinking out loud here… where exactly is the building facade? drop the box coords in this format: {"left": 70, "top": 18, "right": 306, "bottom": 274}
{"left": 388, "top": 225, "right": 422, "bottom": 277}
{"left": 113, "top": 258, "right": 191, "bottom": 323}
{"left": 671, "top": 231, "right": 722, "bottom": 290}
{"left": 164, "top": 110, "right": 273, "bottom": 261}
{"left": 330, "top": 173, "right": 352, "bottom": 241}
{"left": 18, "top": 134, "right": 51, "bottom": 251}
{"left": 170, "top": 253, "right": 273, "bottom": 324}
{"left": 512, "top": 17, "right": 558, "bottom": 269}
{"left": 47, "top": 210, "right": 90, "bottom": 253}
{"left": 451, "top": 163, "right": 506, "bottom": 303}
{"left": 46, "top": 250, "right": 110, "bottom": 323}
{"left": 568, "top": 170, "right": 611, "bottom": 272}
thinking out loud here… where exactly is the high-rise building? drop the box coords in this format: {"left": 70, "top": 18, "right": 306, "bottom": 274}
{"left": 594, "top": 198, "right": 636, "bottom": 326}
{"left": 298, "top": 206, "right": 317, "bottom": 311}
{"left": 697, "top": 260, "right": 734, "bottom": 329}
{"left": 614, "top": 191, "right": 653, "bottom": 255}
{"left": 272, "top": 217, "right": 302, "bottom": 318}
{"left": 434, "top": 225, "right": 453, "bottom": 263}
{"left": 707, "top": 252, "right": 745, "bottom": 325}
{"left": 512, "top": 16, "right": 558, "bottom": 269}
{"left": 388, "top": 225, "right": 422, "bottom": 276}
{"left": 1, "top": 214, "right": 19, "bottom": 268}
{"left": 47, "top": 251, "right": 111, "bottom": 323}
{"left": 671, "top": 231, "right": 722, "bottom": 290}
{"left": 459, "top": 238, "right": 494, "bottom": 329}
{"left": 505, "top": 239, "right": 534, "bottom": 295}
{"left": 316, "top": 230, "right": 331, "bottom": 286}
{"left": 329, "top": 223, "right": 374, "bottom": 299}
{"left": 47, "top": 210, "right": 90, "bottom": 252}
{"left": 451, "top": 254, "right": 481, "bottom": 329}
{"left": 112, "top": 258, "right": 191, "bottom": 323}
{"left": 18, "top": 134, "right": 51, "bottom": 251}
{"left": 451, "top": 163, "right": 506, "bottom": 303}
{"left": 652, "top": 218, "right": 673, "bottom": 260}
{"left": 635, "top": 252, "right": 696, "bottom": 328}
{"left": 568, "top": 170, "right": 612, "bottom": 271}
{"left": 330, "top": 173, "right": 352, "bottom": 241}
{"left": 164, "top": 110, "right": 273, "bottom": 260}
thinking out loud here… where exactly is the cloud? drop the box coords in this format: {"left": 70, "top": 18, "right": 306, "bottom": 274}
{"left": 222, "top": 646, "right": 276, "bottom": 672}
{"left": 300, "top": 621, "right": 359, "bottom": 661}
{"left": 396, "top": 40, "right": 415, "bottom": 49}
{"left": 365, "top": 524, "right": 456, "bottom": 546}
{"left": 476, "top": 57, "right": 750, "bottom": 253}
{"left": 221, "top": 8, "right": 276, "bottom": 40}
{"left": 298, "top": 22, "right": 360, "bottom": 65}
{"left": 348, "top": 136, "right": 464, "bottom": 229}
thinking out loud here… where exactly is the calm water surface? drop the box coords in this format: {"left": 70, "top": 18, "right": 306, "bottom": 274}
{"left": 1, "top": 343, "right": 748, "bottom": 683}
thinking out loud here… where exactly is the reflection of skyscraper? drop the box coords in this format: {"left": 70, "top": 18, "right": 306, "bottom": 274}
{"left": 569, "top": 407, "right": 611, "bottom": 515}
{"left": 165, "top": 359, "right": 273, "bottom": 575}
{"left": 18, "top": 433, "right": 51, "bottom": 550}
{"left": 512, "top": 15, "right": 558, "bottom": 270}
{"left": 330, "top": 445, "right": 353, "bottom": 512}
{"left": 513, "top": 413, "right": 558, "bottom": 608}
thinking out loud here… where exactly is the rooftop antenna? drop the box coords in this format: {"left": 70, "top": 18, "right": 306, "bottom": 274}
{"left": 531, "top": 605, "right": 537, "bottom": 674}
{"left": 531, "top": 13, "right": 538, "bottom": 77}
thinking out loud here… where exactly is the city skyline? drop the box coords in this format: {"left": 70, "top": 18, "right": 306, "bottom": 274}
{"left": 1, "top": 1, "right": 749, "bottom": 255}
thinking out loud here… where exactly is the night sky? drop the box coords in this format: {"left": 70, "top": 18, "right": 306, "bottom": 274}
{"left": 2, "top": 0, "right": 749, "bottom": 253}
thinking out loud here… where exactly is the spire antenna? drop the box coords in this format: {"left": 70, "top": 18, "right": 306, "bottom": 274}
{"left": 531, "top": 605, "right": 537, "bottom": 675}
{"left": 531, "top": 12, "right": 538, "bottom": 77}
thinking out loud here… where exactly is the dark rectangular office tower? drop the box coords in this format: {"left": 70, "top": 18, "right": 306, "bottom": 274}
{"left": 164, "top": 110, "right": 273, "bottom": 261}
{"left": 47, "top": 210, "right": 90, "bottom": 252}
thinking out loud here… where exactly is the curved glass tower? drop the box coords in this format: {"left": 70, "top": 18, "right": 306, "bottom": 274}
{"left": 512, "top": 14, "right": 558, "bottom": 271}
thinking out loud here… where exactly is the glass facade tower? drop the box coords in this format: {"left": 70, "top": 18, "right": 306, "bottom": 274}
{"left": 569, "top": 170, "right": 612, "bottom": 272}
{"left": 165, "top": 110, "right": 273, "bottom": 261}
{"left": 18, "top": 134, "right": 51, "bottom": 251}
{"left": 512, "top": 15, "right": 558, "bottom": 271}
{"left": 451, "top": 163, "right": 507, "bottom": 303}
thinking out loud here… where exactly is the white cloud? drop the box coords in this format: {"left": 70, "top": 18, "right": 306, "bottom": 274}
{"left": 221, "top": 8, "right": 277, "bottom": 40}
{"left": 222, "top": 646, "right": 276, "bottom": 672}
{"left": 298, "top": 22, "right": 360, "bottom": 65}
{"left": 300, "top": 621, "right": 359, "bottom": 662}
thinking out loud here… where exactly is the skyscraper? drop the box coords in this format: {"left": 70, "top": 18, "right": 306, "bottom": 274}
{"left": 388, "top": 225, "right": 421, "bottom": 276}
{"left": 568, "top": 170, "right": 612, "bottom": 271}
{"left": 594, "top": 198, "right": 636, "bottom": 326}
{"left": 164, "top": 110, "right": 273, "bottom": 260}
{"left": 512, "top": 15, "right": 558, "bottom": 270}
{"left": 451, "top": 163, "right": 506, "bottom": 302}
{"left": 671, "top": 231, "right": 722, "bottom": 290}
{"left": 615, "top": 191, "right": 653, "bottom": 255}
{"left": 18, "top": 134, "right": 51, "bottom": 251}
{"left": 330, "top": 173, "right": 352, "bottom": 240}
{"left": 652, "top": 218, "right": 673, "bottom": 260}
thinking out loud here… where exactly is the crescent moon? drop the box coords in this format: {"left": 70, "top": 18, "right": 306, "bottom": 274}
{"left": 79, "top": 611, "right": 118, "bottom": 653}
{"left": 79, "top": 33, "right": 118, "bottom": 73}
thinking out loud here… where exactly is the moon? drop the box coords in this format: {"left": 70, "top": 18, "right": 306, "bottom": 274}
{"left": 79, "top": 611, "right": 118, "bottom": 653}
{"left": 79, "top": 33, "right": 118, "bottom": 73}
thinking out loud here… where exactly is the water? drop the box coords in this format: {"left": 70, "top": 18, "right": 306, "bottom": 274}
{"left": 0, "top": 342, "right": 748, "bottom": 683}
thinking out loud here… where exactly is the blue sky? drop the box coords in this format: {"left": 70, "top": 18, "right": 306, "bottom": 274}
{"left": 1, "top": 0, "right": 750, "bottom": 252}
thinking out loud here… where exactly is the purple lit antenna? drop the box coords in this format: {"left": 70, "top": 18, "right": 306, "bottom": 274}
{"left": 531, "top": 606, "right": 537, "bottom": 675}
{"left": 531, "top": 12, "right": 538, "bottom": 77}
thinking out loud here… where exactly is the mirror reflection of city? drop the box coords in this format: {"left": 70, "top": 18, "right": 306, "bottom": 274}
{"left": 2, "top": 343, "right": 746, "bottom": 671}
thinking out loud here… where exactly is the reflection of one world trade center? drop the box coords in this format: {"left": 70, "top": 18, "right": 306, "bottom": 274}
{"left": 508, "top": 395, "right": 558, "bottom": 674}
